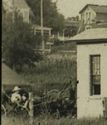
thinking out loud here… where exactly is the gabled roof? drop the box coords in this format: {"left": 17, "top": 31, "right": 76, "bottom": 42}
{"left": 13, "top": 0, "right": 29, "bottom": 9}
{"left": 68, "top": 28, "right": 107, "bottom": 42}
{"left": 3, "top": 0, "right": 30, "bottom": 10}
{"left": 79, "top": 4, "right": 107, "bottom": 14}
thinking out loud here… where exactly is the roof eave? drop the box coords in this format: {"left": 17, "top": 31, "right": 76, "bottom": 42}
{"left": 79, "top": 4, "right": 90, "bottom": 14}
{"left": 96, "top": 12, "right": 107, "bottom": 14}
{"left": 66, "top": 38, "right": 107, "bottom": 44}
{"left": 76, "top": 39, "right": 107, "bottom": 44}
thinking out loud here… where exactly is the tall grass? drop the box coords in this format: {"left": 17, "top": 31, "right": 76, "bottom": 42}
{"left": 21, "top": 57, "right": 76, "bottom": 94}
{"left": 2, "top": 116, "right": 107, "bottom": 125}
{"left": 51, "top": 41, "right": 76, "bottom": 53}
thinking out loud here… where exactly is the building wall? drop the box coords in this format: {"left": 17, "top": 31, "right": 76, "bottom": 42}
{"left": 80, "top": 6, "right": 107, "bottom": 30}
{"left": 96, "top": 13, "right": 107, "bottom": 22}
{"left": 77, "top": 43, "right": 107, "bottom": 118}
{"left": 3, "top": 0, "right": 30, "bottom": 23}
{"left": 81, "top": 6, "right": 96, "bottom": 25}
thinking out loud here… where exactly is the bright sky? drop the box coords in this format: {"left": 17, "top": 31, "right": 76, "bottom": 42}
{"left": 53, "top": 0, "right": 107, "bottom": 18}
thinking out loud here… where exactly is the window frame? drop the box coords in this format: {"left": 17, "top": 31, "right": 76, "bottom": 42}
{"left": 90, "top": 55, "right": 101, "bottom": 96}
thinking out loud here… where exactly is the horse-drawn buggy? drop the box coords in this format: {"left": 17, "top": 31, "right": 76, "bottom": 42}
{"left": 2, "top": 85, "right": 33, "bottom": 116}
{"left": 2, "top": 84, "right": 76, "bottom": 118}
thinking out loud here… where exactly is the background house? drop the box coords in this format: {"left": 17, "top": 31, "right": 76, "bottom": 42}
{"left": 3, "top": 0, "right": 32, "bottom": 23}
{"left": 74, "top": 28, "right": 107, "bottom": 118}
{"left": 32, "top": 25, "right": 52, "bottom": 51}
{"left": 55, "top": 16, "right": 79, "bottom": 42}
{"left": 64, "top": 16, "right": 79, "bottom": 37}
{"left": 79, "top": 4, "right": 107, "bottom": 30}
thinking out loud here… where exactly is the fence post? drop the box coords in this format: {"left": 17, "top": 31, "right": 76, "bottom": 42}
{"left": 103, "top": 97, "right": 107, "bottom": 119}
{"left": 29, "top": 92, "right": 34, "bottom": 125}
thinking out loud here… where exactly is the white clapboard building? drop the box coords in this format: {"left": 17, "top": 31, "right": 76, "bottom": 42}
{"left": 70, "top": 28, "right": 107, "bottom": 118}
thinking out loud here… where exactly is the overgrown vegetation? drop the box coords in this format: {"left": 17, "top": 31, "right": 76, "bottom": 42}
{"left": 51, "top": 41, "right": 76, "bottom": 53}
{"left": 2, "top": 10, "right": 42, "bottom": 72}
{"left": 21, "top": 57, "right": 76, "bottom": 94}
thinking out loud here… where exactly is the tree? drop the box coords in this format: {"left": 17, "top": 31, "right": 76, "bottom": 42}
{"left": 2, "top": 11, "right": 42, "bottom": 72}
{"left": 26, "top": 0, "right": 65, "bottom": 34}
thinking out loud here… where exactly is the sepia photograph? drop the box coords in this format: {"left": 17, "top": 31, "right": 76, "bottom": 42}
{"left": 2, "top": 0, "right": 107, "bottom": 125}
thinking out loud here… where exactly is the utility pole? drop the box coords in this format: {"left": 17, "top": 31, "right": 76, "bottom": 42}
{"left": 12, "top": 0, "right": 15, "bottom": 23}
{"left": 41, "top": 0, "right": 45, "bottom": 54}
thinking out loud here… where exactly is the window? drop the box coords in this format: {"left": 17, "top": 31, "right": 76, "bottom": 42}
{"left": 90, "top": 55, "right": 101, "bottom": 95}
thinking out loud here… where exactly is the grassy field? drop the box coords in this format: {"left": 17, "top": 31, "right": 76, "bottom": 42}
{"left": 2, "top": 116, "right": 107, "bottom": 125}
{"left": 21, "top": 56, "right": 76, "bottom": 95}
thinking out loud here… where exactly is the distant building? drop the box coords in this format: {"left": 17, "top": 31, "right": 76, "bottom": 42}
{"left": 65, "top": 16, "right": 79, "bottom": 27}
{"left": 64, "top": 16, "right": 79, "bottom": 37}
{"left": 55, "top": 16, "right": 79, "bottom": 42}
{"left": 69, "top": 28, "right": 107, "bottom": 118}
{"left": 33, "top": 25, "right": 52, "bottom": 37}
{"left": 79, "top": 4, "right": 107, "bottom": 30}
{"left": 32, "top": 25, "right": 52, "bottom": 51}
{"left": 3, "top": 0, "right": 32, "bottom": 23}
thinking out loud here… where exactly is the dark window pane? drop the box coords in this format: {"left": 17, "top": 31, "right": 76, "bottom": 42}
{"left": 92, "top": 75, "right": 100, "bottom": 85}
{"left": 93, "top": 84, "right": 101, "bottom": 95}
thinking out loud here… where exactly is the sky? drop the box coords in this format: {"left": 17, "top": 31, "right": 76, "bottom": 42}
{"left": 53, "top": 0, "right": 107, "bottom": 18}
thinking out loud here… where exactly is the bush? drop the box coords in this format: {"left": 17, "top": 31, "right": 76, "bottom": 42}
{"left": 2, "top": 11, "right": 42, "bottom": 72}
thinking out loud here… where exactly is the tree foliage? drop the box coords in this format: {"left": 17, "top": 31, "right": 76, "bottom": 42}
{"left": 2, "top": 11, "right": 42, "bottom": 72}
{"left": 26, "top": 0, "right": 65, "bottom": 33}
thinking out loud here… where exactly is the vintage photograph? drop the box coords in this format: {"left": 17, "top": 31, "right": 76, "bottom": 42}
{"left": 2, "top": 0, "right": 107, "bottom": 125}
